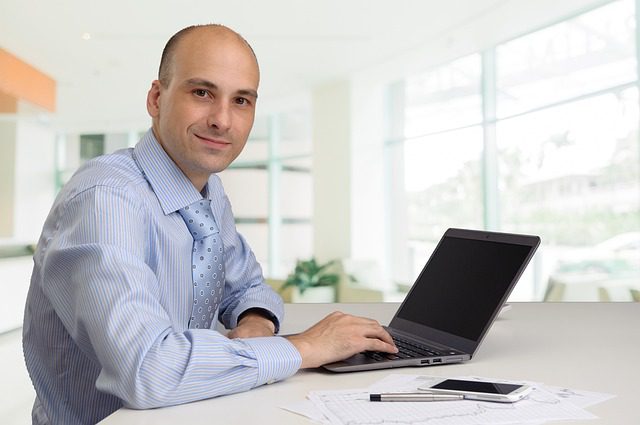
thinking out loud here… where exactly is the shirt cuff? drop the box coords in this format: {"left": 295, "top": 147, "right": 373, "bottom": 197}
{"left": 244, "top": 336, "right": 302, "bottom": 385}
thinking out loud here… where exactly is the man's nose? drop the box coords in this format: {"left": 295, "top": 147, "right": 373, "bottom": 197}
{"left": 207, "top": 101, "right": 231, "bottom": 132}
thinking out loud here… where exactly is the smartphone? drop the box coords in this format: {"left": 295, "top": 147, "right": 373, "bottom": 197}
{"left": 419, "top": 378, "right": 533, "bottom": 403}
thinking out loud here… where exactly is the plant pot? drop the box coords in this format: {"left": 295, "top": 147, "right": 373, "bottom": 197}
{"left": 291, "top": 286, "right": 336, "bottom": 303}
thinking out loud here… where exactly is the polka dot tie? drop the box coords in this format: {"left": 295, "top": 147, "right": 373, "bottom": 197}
{"left": 178, "top": 199, "right": 225, "bottom": 330}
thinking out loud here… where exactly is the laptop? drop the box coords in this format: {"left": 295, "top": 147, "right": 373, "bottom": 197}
{"left": 323, "top": 228, "right": 540, "bottom": 372}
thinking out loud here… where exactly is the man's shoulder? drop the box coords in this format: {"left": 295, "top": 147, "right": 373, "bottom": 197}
{"left": 63, "top": 149, "right": 147, "bottom": 199}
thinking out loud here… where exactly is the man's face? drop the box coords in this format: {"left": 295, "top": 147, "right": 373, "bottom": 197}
{"left": 147, "top": 29, "right": 259, "bottom": 190}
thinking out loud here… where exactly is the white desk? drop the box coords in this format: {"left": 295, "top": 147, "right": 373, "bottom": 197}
{"left": 101, "top": 302, "right": 640, "bottom": 424}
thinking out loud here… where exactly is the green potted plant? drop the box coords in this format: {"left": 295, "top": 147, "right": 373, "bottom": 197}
{"left": 280, "top": 258, "right": 339, "bottom": 302}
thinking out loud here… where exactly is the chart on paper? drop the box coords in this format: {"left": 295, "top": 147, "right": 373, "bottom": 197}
{"left": 307, "top": 375, "right": 600, "bottom": 425}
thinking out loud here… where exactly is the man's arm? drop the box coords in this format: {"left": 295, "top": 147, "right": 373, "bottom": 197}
{"left": 42, "top": 186, "right": 300, "bottom": 409}
{"left": 229, "top": 309, "right": 398, "bottom": 366}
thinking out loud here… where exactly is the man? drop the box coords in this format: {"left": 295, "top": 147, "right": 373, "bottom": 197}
{"left": 22, "top": 24, "right": 397, "bottom": 424}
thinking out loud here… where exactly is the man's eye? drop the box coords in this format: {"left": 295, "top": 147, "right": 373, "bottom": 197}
{"left": 236, "top": 97, "right": 248, "bottom": 105}
{"left": 194, "top": 89, "right": 208, "bottom": 97}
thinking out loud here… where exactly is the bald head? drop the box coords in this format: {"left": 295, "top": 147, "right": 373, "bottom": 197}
{"left": 158, "top": 24, "right": 259, "bottom": 87}
{"left": 146, "top": 23, "right": 260, "bottom": 189}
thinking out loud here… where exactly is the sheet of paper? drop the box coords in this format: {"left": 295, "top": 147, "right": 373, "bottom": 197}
{"left": 280, "top": 399, "right": 330, "bottom": 424}
{"left": 305, "top": 375, "right": 602, "bottom": 425}
{"left": 543, "top": 384, "right": 616, "bottom": 409}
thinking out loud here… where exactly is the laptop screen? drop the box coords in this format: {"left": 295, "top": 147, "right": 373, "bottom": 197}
{"left": 395, "top": 235, "right": 534, "bottom": 342}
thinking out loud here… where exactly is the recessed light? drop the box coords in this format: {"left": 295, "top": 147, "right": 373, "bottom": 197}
{"left": 81, "top": 32, "right": 91, "bottom": 40}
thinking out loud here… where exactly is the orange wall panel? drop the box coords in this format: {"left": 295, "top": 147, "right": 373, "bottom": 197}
{"left": 0, "top": 90, "right": 18, "bottom": 113}
{"left": 0, "top": 48, "right": 56, "bottom": 112}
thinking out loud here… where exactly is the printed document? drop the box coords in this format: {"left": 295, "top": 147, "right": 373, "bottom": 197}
{"left": 281, "top": 374, "right": 614, "bottom": 425}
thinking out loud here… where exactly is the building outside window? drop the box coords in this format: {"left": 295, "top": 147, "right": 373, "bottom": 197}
{"left": 387, "top": 0, "right": 639, "bottom": 301}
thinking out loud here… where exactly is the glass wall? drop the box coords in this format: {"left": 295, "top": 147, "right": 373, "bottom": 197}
{"left": 387, "top": 0, "right": 640, "bottom": 301}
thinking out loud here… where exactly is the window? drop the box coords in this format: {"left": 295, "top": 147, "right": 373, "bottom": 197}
{"left": 496, "top": 0, "right": 636, "bottom": 117}
{"left": 404, "top": 55, "right": 483, "bottom": 137}
{"left": 388, "top": 0, "right": 639, "bottom": 301}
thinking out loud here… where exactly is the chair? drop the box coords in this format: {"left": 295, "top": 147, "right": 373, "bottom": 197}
{"left": 543, "top": 278, "right": 566, "bottom": 302}
{"left": 336, "top": 259, "right": 386, "bottom": 302}
{"left": 597, "top": 287, "right": 611, "bottom": 302}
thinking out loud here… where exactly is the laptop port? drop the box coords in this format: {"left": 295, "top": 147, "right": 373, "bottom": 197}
{"left": 432, "top": 358, "right": 442, "bottom": 363}
{"left": 420, "top": 359, "right": 430, "bottom": 364}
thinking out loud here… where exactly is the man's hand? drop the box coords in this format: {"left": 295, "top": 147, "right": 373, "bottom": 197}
{"left": 285, "top": 311, "right": 397, "bottom": 369}
{"left": 227, "top": 311, "right": 276, "bottom": 339}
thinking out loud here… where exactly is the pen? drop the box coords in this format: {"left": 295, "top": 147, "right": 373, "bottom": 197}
{"left": 369, "top": 393, "right": 465, "bottom": 402}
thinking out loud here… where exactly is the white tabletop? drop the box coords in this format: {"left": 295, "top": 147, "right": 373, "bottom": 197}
{"left": 100, "top": 302, "right": 640, "bottom": 424}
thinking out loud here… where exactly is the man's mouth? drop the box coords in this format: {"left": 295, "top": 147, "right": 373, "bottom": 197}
{"left": 194, "top": 134, "right": 230, "bottom": 148}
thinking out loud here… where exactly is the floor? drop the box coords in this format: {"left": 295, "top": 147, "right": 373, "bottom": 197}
{"left": 0, "top": 329, "right": 35, "bottom": 425}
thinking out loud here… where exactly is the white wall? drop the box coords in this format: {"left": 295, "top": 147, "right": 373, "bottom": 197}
{"left": 0, "top": 256, "right": 33, "bottom": 333}
{"left": 104, "top": 132, "right": 130, "bottom": 154}
{"left": 312, "top": 81, "right": 352, "bottom": 262}
{"left": 0, "top": 121, "right": 17, "bottom": 237}
{"left": 13, "top": 111, "right": 56, "bottom": 242}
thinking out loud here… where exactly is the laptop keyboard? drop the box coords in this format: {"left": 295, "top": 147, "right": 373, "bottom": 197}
{"left": 365, "top": 335, "right": 444, "bottom": 361}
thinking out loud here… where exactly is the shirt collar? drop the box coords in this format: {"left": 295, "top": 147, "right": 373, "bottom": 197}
{"left": 133, "top": 129, "right": 206, "bottom": 215}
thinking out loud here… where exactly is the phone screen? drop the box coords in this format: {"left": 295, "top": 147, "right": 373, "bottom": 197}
{"left": 432, "top": 379, "right": 523, "bottom": 395}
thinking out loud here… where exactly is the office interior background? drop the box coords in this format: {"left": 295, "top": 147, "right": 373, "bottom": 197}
{"left": 1, "top": 0, "right": 639, "bottom": 421}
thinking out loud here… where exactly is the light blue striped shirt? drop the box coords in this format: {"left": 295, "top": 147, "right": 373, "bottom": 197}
{"left": 22, "top": 130, "right": 302, "bottom": 425}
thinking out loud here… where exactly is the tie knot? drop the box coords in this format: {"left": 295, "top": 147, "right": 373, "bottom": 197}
{"left": 178, "top": 200, "right": 218, "bottom": 240}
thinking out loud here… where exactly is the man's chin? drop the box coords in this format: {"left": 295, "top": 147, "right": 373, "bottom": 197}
{"left": 202, "top": 158, "right": 234, "bottom": 174}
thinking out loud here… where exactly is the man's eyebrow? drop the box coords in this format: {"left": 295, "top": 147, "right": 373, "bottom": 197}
{"left": 184, "top": 78, "right": 258, "bottom": 99}
{"left": 238, "top": 88, "right": 259, "bottom": 99}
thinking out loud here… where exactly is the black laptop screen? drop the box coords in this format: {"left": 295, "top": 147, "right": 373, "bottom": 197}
{"left": 395, "top": 235, "right": 533, "bottom": 342}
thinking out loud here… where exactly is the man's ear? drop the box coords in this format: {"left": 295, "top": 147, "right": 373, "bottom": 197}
{"left": 146, "top": 80, "right": 162, "bottom": 118}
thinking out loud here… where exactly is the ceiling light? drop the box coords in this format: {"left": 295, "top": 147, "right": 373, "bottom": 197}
{"left": 81, "top": 32, "right": 91, "bottom": 41}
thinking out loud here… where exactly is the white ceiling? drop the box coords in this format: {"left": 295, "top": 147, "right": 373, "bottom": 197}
{"left": 0, "top": 0, "right": 604, "bottom": 133}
